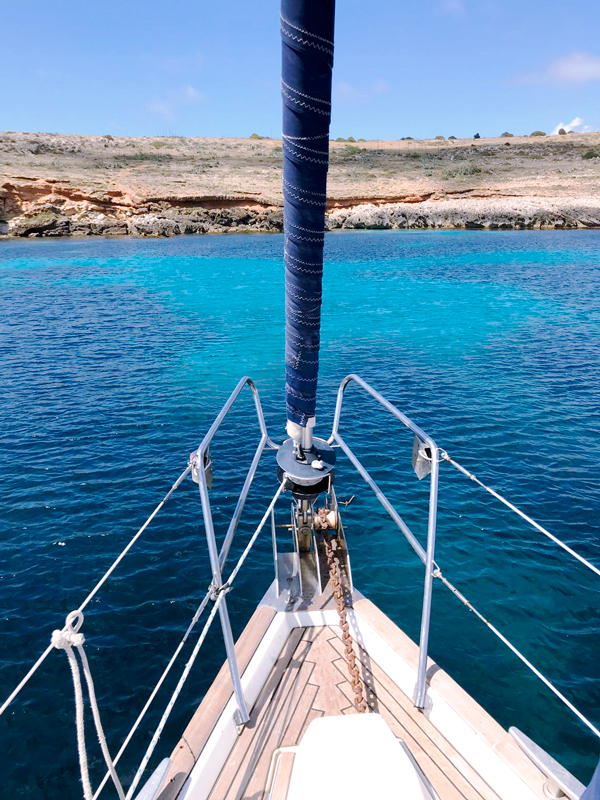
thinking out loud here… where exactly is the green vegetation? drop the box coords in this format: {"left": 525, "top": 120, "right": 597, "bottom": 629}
{"left": 530, "top": 131, "right": 546, "bottom": 137}
{"left": 249, "top": 133, "right": 264, "bottom": 139}
{"left": 501, "top": 132, "right": 514, "bottom": 137}
{"left": 444, "top": 164, "right": 482, "bottom": 178}
{"left": 117, "top": 152, "right": 174, "bottom": 163}
{"left": 558, "top": 129, "right": 567, "bottom": 135}
{"left": 582, "top": 150, "right": 600, "bottom": 160}
{"left": 435, "top": 136, "right": 445, "bottom": 140}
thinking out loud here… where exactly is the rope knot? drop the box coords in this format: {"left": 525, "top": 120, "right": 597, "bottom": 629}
{"left": 52, "top": 610, "right": 85, "bottom": 649}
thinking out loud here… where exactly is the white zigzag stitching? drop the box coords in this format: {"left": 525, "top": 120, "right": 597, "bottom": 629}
{"left": 283, "top": 134, "right": 329, "bottom": 142}
{"left": 285, "top": 187, "right": 326, "bottom": 207}
{"left": 283, "top": 141, "right": 329, "bottom": 165}
{"left": 280, "top": 23, "right": 333, "bottom": 56}
{"left": 282, "top": 135, "right": 329, "bottom": 156}
{"left": 284, "top": 179, "right": 326, "bottom": 197}
{"left": 288, "top": 221, "right": 325, "bottom": 234}
{"left": 287, "top": 232, "right": 324, "bottom": 243}
{"left": 279, "top": 14, "right": 333, "bottom": 47}
{"left": 281, "top": 79, "right": 331, "bottom": 107}
{"left": 281, "top": 87, "right": 330, "bottom": 117}
{"left": 280, "top": 14, "right": 334, "bottom": 46}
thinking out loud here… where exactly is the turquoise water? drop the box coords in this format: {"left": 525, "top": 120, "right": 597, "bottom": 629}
{"left": 1, "top": 230, "right": 599, "bottom": 798}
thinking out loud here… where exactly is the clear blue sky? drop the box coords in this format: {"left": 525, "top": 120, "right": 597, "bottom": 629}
{"left": 3, "top": 0, "right": 599, "bottom": 139}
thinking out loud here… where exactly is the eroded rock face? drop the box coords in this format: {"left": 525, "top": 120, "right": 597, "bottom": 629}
{"left": 0, "top": 178, "right": 289, "bottom": 238}
{"left": 1, "top": 177, "right": 599, "bottom": 239}
{"left": 326, "top": 197, "right": 600, "bottom": 231}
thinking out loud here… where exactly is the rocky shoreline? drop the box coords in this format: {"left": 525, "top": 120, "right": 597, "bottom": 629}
{"left": 2, "top": 130, "right": 600, "bottom": 238}
{"left": 2, "top": 190, "right": 599, "bottom": 239}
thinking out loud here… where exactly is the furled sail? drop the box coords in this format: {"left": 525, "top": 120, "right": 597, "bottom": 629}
{"left": 281, "top": 0, "right": 335, "bottom": 428}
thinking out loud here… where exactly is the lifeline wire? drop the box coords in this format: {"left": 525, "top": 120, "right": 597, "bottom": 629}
{"left": 92, "top": 590, "right": 212, "bottom": 799}
{"left": 435, "top": 568, "right": 600, "bottom": 740}
{"left": 441, "top": 451, "right": 600, "bottom": 579}
{"left": 0, "top": 465, "right": 190, "bottom": 718}
{"left": 126, "top": 482, "right": 286, "bottom": 798}
{"left": 126, "top": 592, "right": 226, "bottom": 799}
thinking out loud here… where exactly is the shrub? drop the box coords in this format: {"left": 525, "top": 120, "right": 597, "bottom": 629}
{"left": 346, "top": 136, "right": 356, "bottom": 142}
{"left": 435, "top": 135, "right": 445, "bottom": 140}
{"left": 272, "top": 146, "right": 282, "bottom": 153}
{"left": 530, "top": 130, "right": 546, "bottom": 137}
{"left": 582, "top": 150, "right": 600, "bottom": 160}
{"left": 401, "top": 136, "right": 414, "bottom": 140}
{"left": 249, "top": 133, "right": 264, "bottom": 139}
{"left": 358, "top": 138, "right": 366, "bottom": 142}
{"left": 118, "top": 153, "right": 174, "bottom": 163}
{"left": 335, "top": 137, "right": 346, "bottom": 142}
{"left": 103, "top": 134, "right": 114, "bottom": 141}
{"left": 444, "top": 164, "right": 482, "bottom": 178}
{"left": 558, "top": 128, "right": 567, "bottom": 135}
{"left": 448, "top": 136, "right": 457, "bottom": 140}
{"left": 500, "top": 132, "right": 514, "bottom": 137}
{"left": 473, "top": 133, "right": 481, "bottom": 139}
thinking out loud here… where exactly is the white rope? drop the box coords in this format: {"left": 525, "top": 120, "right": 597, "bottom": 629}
{"left": 224, "top": 481, "right": 287, "bottom": 588}
{"left": 441, "top": 451, "right": 600, "bottom": 579}
{"left": 435, "top": 569, "right": 600, "bottom": 739}
{"left": 92, "top": 590, "right": 212, "bottom": 799}
{"left": 0, "top": 465, "right": 191, "bottom": 718}
{"left": 52, "top": 611, "right": 126, "bottom": 800}
{"left": 78, "top": 465, "right": 192, "bottom": 612}
{"left": 127, "top": 482, "right": 286, "bottom": 798}
{"left": 126, "top": 592, "right": 225, "bottom": 799}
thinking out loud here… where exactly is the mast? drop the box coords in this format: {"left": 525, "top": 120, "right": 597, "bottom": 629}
{"left": 281, "top": 0, "right": 335, "bottom": 450}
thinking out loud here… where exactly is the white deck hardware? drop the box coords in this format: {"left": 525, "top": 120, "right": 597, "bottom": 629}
{"left": 509, "top": 728, "right": 586, "bottom": 800}
{"left": 285, "top": 714, "right": 434, "bottom": 799}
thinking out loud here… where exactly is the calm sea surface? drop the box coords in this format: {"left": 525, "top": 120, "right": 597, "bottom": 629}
{"left": 1, "top": 230, "right": 599, "bottom": 798}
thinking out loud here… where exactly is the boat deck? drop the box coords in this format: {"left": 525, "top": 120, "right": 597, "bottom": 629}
{"left": 206, "top": 624, "right": 502, "bottom": 800}
{"left": 158, "top": 595, "right": 546, "bottom": 800}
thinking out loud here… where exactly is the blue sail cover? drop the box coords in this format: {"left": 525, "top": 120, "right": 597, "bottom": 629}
{"left": 281, "top": 0, "right": 335, "bottom": 426}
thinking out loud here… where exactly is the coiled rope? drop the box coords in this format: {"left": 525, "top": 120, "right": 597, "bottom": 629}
{"left": 52, "top": 610, "right": 125, "bottom": 800}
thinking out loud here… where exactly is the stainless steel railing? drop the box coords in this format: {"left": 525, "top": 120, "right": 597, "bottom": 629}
{"left": 328, "top": 374, "right": 439, "bottom": 709}
{"left": 193, "top": 376, "right": 280, "bottom": 725}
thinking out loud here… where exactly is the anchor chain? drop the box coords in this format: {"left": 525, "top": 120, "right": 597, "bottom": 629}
{"left": 320, "top": 519, "right": 367, "bottom": 714}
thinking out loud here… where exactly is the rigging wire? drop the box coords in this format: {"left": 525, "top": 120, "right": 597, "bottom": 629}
{"left": 92, "top": 590, "right": 212, "bottom": 799}
{"left": 0, "top": 465, "right": 190, "bottom": 718}
{"left": 434, "top": 567, "right": 600, "bottom": 740}
{"left": 441, "top": 451, "right": 600, "bottom": 579}
{"left": 126, "top": 481, "right": 286, "bottom": 799}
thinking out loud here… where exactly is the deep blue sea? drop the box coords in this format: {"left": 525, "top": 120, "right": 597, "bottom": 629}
{"left": 1, "top": 230, "right": 599, "bottom": 799}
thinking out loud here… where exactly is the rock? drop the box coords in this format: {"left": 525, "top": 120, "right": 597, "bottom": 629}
{"left": 129, "top": 215, "right": 181, "bottom": 237}
{"left": 10, "top": 211, "right": 71, "bottom": 237}
{"left": 266, "top": 210, "right": 284, "bottom": 230}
